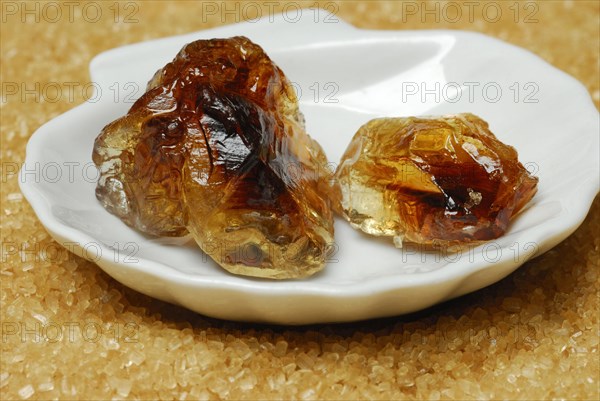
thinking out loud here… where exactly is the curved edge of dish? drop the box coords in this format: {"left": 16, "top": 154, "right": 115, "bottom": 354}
{"left": 18, "top": 13, "right": 600, "bottom": 323}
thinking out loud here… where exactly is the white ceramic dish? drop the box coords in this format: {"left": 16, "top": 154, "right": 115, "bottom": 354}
{"left": 20, "top": 10, "right": 599, "bottom": 324}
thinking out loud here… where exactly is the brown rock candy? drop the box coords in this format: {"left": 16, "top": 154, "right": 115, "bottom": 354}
{"left": 93, "top": 37, "right": 334, "bottom": 279}
{"left": 333, "top": 113, "right": 538, "bottom": 246}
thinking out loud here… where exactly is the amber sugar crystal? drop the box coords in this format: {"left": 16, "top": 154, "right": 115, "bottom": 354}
{"left": 93, "top": 37, "right": 334, "bottom": 279}
{"left": 333, "top": 113, "right": 538, "bottom": 246}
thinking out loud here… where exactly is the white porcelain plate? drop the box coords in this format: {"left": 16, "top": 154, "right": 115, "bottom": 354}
{"left": 20, "top": 11, "right": 599, "bottom": 324}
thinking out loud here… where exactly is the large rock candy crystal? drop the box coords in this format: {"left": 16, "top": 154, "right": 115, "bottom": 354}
{"left": 333, "top": 113, "right": 538, "bottom": 246}
{"left": 93, "top": 37, "right": 334, "bottom": 279}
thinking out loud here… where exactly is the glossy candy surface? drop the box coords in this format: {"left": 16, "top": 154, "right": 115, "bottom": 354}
{"left": 333, "top": 113, "right": 538, "bottom": 246}
{"left": 93, "top": 37, "right": 334, "bottom": 279}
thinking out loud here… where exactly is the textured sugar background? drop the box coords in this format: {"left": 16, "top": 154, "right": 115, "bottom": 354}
{"left": 1, "top": 1, "right": 599, "bottom": 400}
